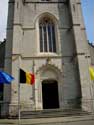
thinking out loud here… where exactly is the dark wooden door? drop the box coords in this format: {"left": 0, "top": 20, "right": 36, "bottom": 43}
{"left": 42, "top": 80, "right": 59, "bottom": 109}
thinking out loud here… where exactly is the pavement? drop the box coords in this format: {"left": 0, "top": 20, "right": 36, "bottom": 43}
{"left": 0, "top": 115, "right": 94, "bottom": 125}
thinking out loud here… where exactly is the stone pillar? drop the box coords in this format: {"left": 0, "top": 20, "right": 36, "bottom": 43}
{"left": 2, "top": 0, "right": 24, "bottom": 117}
{"left": 1, "top": 0, "right": 15, "bottom": 117}
{"left": 9, "top": 55, "right": 20, "bottom": 116}
{"left": 69, "top": 0, "right": 93, "bottom": 112}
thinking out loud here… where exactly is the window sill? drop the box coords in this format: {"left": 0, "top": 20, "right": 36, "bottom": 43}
{"left": 37, "top": 52, "right": 60, "bottom": 57}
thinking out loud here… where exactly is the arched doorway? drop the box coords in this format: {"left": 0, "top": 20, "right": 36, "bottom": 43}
{"left": 42, "top": 80, "right": 59, "bottom": 109}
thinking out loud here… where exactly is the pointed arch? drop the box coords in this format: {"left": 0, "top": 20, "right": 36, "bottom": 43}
{"left": 35, "top": 12, "right": 59, "bottom": 54}
{"left": 36, "top": 64, "right": 62, "bottom": 79}
{"left": 39, "top": 16, "right": 56, "bottom": 52}
{"left": 35, "top": 12, "right": 58, "bottom": 25}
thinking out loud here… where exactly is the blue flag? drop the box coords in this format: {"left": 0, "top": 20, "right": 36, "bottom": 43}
{"left": 0, "top": 70, "right": 14, "bottom": 84}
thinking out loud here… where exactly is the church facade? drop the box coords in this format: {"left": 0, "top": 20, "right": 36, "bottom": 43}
{"left": 2, "top": 0, "right": 93, "bottom": 116}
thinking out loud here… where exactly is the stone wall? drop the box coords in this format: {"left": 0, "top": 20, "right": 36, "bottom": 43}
{"left": 89, "top": 43, "right": 94, "bottom": 65}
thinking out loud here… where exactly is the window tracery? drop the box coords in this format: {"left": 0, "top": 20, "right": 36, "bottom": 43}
{"left": 39, "top": 17, "right": 56, "bottom": 53}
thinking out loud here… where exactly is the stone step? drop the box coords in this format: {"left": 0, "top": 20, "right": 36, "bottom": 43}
{"left": 20, "top": 109, "right": 89, "bottom": 119}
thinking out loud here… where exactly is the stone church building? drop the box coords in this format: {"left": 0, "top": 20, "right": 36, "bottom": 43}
{"left": 1, "top": 0, "right": 94, "bottom": 116}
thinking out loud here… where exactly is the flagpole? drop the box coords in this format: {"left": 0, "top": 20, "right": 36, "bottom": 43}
{"left": 18, "top": 79, "right": 20, "bottom": 125}
{"left": 32, "top": 60, "right": 36, "bottom": 110}
{"left": 18, "top": 56, "right": 21, "bottom": 125}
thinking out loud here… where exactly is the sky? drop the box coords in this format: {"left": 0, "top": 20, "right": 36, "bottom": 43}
{"left": 81, "top": 0, "right": 94, "bottom": 43}
{"left": 0, "top": 0, "right": 8, "bottom": 42}
{"left": 0, "top": 0, "right": 94, "bottom": 43}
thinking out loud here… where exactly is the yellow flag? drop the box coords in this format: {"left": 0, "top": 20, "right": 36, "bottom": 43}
{"left": 26, "top": 72, "right": 31, "bottom": 84}
{"left": 89, "top": 67, "right": 94, "bottom": 80}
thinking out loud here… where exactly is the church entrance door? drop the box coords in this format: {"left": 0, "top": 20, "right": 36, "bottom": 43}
{"left": 42, "top": 80, "right": 59, "bottom": 109}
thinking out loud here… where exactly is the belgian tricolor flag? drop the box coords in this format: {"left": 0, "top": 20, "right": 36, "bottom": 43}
{"left": 20, "top": 69, "right": 35, "bottom": 85}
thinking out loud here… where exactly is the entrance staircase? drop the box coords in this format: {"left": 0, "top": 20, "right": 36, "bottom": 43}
{"left": 20, "top": 108, "right": 89, "bottom": 119}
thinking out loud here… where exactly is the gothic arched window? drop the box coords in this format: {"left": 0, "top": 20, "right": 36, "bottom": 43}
{"left": 39, "top": 17, "right": 56, "bottom": 53}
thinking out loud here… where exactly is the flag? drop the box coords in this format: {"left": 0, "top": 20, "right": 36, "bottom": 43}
{"left": 0, "top": 70, "right": 14, "bottom": 84}
{"left": 89, "top": 67, "right": 94, "bottom": 80}
{"left": 19, "top": 69, "right": 35, "bottom": 85}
